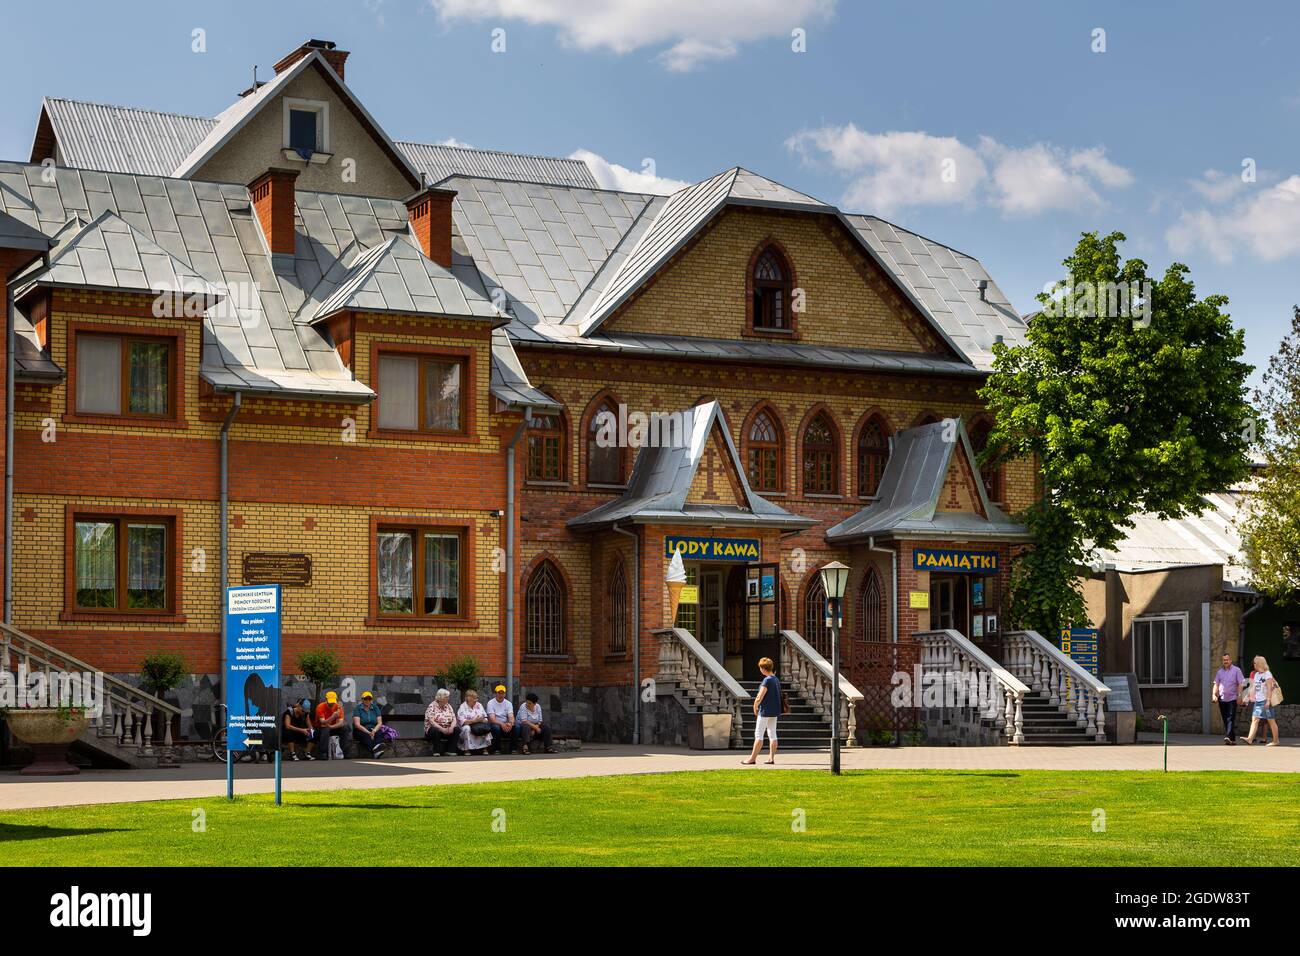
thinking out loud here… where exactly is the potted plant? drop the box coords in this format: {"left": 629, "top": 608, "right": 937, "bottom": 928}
{"left": 435, "top": 655, "right": 481, "bottom": 699}
{"left": 297, "top": 648, "right": 342, "bottom": 706}
{"left": 139, "top": 651, "right": 187, "bottom": 743}
{"left": 2, "top": 705, "right": 90, "bottom": 775}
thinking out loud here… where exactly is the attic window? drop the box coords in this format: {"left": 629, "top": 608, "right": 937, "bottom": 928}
{"left": 750, "top": 244, "right": 793, "bottom": 333}
{"left": 283, "top": 99, "right": 329, "bottom": 159}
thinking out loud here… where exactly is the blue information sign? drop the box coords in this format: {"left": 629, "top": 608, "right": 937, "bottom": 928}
{"left": 1059, "top": 627, "right": 1100, "bottom": 676}
{"left": 912, "top": 548, "right": 999, "bottom": 573}
{"left": 224, "top": 585, "right": 282, "bottom": 751}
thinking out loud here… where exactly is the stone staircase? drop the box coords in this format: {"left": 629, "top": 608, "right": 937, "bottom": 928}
{"left": 1017, "top": 690, "right": 1108, "bottom": 745}
{"left": 736, "top": 680, "right": 833, "bottom": 750}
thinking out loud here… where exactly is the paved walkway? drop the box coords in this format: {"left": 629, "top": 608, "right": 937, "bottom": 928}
{"left": 0, "top": 734, "right": 1294, "bottom": 810}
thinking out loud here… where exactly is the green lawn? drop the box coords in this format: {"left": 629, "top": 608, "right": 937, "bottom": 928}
{"left": 1, "top": 770, "right": 1296, "bottom": 866}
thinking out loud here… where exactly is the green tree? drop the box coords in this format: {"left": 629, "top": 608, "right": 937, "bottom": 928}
{"left": 296, "top": 648, "right": 342, "bottom": 703}
{"left": 981, "top": 231, "right": 1253, "bottom": 632}
{"left": 1241, "top": 306, "right": 1300, "bottom": 600}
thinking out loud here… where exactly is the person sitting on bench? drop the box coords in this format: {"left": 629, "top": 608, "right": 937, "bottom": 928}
{"left": 424, "top": 688, "right": 459, "bottom": 755}
{"left": 486, "top": 684, "right": 517, "bottom": 755}
{"left": 283, "top": 698, "right": 315, "bottom": 760}
{"left": 315, "top": 691, "right": 347, "bottom": 760}
{"left": 353, "top": 691, "right": 386, "bottom": 758}
{"left": 516, "top": 692, "right": 556, "bottom": 754}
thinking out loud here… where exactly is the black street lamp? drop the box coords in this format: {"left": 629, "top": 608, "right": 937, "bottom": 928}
{"left": 819, "top": 560, "right": 849, "bottom": 775}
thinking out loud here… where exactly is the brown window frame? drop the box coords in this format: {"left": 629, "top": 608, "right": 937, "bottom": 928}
{"left": 524, "top": 559, "right": 568, "bottom": 657}
{"left": 607, "top": 560, "right": 629, "bottom": 657}
{"left": 70, "top": 329, "right": 179, "bottom": 423}
{"left": 526, "top": 411, "right": 567, "bottom": 483}
{"left": 746, "top": 408, "right": 783, "bottom": 493}
{"left": 372, "top": 347, "right": 471, "bottom": 438}
{"left": 373, "top": 523, "right": 469, "bottom": 622}
{"left": 801, "top": 411, "right": 840, "bottom": 496}
{"left": 747, "top": 242, "right": 796, "bottom": 336}
{"left": 856, "top": 414, "right": 891, "bottom": 498}
{"left": 63, "top": 506, "right": 184, "bottom": 622}
{"left": 585, "top": 397, "right": 626, "bottom": 488}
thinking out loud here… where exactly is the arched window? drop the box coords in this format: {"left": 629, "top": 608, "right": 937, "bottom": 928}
{"left": 857, "top": 414, "right": 890, "bottom": 497}
{"left": 969, "top": 418, "right": 1002, "bottom": 503}
{"left": 525, "top": 561, "right": 566, "bottom": 655}
{"left": 804, "top": 576, "right": 831, "bottom": 657}
{"left": 608, "top": 561, "right": 629, "bottom": 655}
{"left": 751, "top": 246, "right": 791, "bottom": 331}
{"left": 746, "top": 408, "right": 782, "bottom": 492}
{"left": 526, "top": 411, "right": 565, "bottom": 482}
{"left": 802, "top": 411, "right": 839, "bottom": 495}
{"left": 587, "top": 397, "right": 623, "bottom": 486}
{"left": 857, "top": 566, "right": 886, "bottom": 644}
{"left": 916, "top": 412, "right": 943, "bottom": 427}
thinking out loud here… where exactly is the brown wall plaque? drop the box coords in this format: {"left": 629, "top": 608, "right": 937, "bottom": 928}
{"left": 242, "top": 552, "right": 312, "bottom": 586}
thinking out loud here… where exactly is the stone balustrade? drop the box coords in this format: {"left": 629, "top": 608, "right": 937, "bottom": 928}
{"left": 779, "top": 629, "right": 863, "bottom": 746}
{"left": 915, "top": 628, "right": 1028, "bottom": 745}
{"left": 1003, "top": 630, "right": 1109, "bottom": 741}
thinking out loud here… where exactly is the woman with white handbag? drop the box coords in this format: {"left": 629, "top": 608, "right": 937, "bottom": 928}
{"left": 1242, "top": 655, "right": 1282, "bottom": 747}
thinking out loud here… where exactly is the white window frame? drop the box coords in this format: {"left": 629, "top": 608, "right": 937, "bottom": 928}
{"left": 282, "top": 98, "right": 330, "bottom": 155}
{"left": 1132, "top": 611, "right": 1190, "bottom": 689}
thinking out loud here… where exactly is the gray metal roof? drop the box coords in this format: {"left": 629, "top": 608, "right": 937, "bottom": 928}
{"left": 489, "top": 328, "right": 561, "bottom": 412}
{"left": 0, "top": 160, "right": 537, "bottom": 402}
{"left": 845, "top": 215, "right": 1029, "bottom": 371}
{"left": 12, "top": 311, "right": 61, "bottom": 381}
{"left": 1093, "top": 490, "right": 1252, "bottom": 587}
{"left": 445, "top": 174, "right": 655, "bottom": 327}
{"left": 16, "top": 210, "right": 224, "bottom": 304}
{"left": 826, "top": 419, "right": 1029, "bottom": 543}
{"left": 39, "top": 97, "right": 216, "bottom": 177}
{"left": 510, "top": 328, "right": 985, "bottom": 377}
{"left": 568, "top": 400, "right": 815, "bottom": 531}
{"left": 298, "top": 233, "right": 500, "bottom": 324}
{"left": 398, "top": 142, "right": 598, "bottom": 190}
{"left": 0, "top": 208, "right": 55, "bottom": 252}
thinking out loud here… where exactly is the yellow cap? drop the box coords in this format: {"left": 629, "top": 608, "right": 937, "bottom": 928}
{"left": 361, "top": 691, "right": 373, "bottom": 699}
{"left": 494, "top": 684, "right": 507, "bottom": 693}
{"left": 325, "top": 691, "right": 338, "bottom": 704}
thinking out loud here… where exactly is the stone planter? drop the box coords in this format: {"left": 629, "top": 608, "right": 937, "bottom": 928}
{"left": 4, "top": 708, "right": 91, "bottom": 775}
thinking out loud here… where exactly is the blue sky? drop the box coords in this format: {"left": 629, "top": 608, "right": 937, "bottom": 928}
{"left": 1, "top": 0, "right": 1295, "bottom": 387}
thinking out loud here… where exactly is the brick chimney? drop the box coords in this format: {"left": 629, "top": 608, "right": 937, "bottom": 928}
{"left": 248, "top": 168, "right": 299, "bottom": 255}
{"left": 274, "top": 39, "right": 350, "bottom": 81}
{"left": 406, "top": 187, "right": 457, "bottom": 269}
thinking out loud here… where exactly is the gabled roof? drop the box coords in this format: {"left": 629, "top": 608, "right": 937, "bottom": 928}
{"left": 297, "top": 234, "right": 501, "bottom": 324}
{"left": 15, "top": 210, "right": 224, "bottom": 304}
{"left": 568, "top": 401, "right": 815, "bottom": 531}
{"left": 826, "top": 418, "right": 1029, "bottom": 543}
{"left": 575, "top": 167, "right": 835, "bottom": 336}
{"left": 35, "top": 98, "right": 217, "bottom": 177}
{"left": 846, "top": 215, "right": 1029, "bottom": 370}
{"left": 0, "top": 208, "right": 55, "bottom": 252}
{"left": 398, "top": 141, "right": 598, "bottom": 190}
{"left": 489, "top": 328, "right": 562, "bottom": 412}
{"left": 170, "top": 51, "right": 422, "bottom": 190}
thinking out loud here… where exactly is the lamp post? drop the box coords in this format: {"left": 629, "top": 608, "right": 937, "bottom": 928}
{"left": 819, "top": 561, "right": 849, "bottom": 775}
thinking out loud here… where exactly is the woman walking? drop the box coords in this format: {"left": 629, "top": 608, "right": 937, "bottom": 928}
{"left": 1243, "top": 655, "right": 1281, "bottom": 747}
{"left": 742, "top": 657, "right": 782, "bottom": 766}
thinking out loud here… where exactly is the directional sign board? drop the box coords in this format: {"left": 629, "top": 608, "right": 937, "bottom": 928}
{"left": 1059, "top": 627, "right": 1100, "bottom": 677}
{"left": 225, "top": 585, "right": 281, "bottom": 751}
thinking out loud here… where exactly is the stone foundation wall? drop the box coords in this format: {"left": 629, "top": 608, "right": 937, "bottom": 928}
{"left": 920, "top": 705, "right": 1007, "bottom": 746}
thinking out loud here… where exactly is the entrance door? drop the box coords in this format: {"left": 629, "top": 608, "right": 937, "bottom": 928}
{"left": 930, "top": 576, "right": 957, "bottom": 631}
{"left": 742, "top": 562, "right": 780, "bottom": 679}
{"left": 699, "top": 570, "right": 724, "bottom": 664}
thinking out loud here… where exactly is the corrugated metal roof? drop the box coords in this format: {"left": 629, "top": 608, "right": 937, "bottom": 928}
{"left": 42, "top": 97, "right": 216, "bottom": 177}
{"left": 398, "top": 141, "right": 598, "bottom": 189}
{"left": 826, "top": 419, "right": 1029, "bottom": 543}
{"left": 1093, "top": 490, "right": 1252, "bottom": 587}
{"left": 845, "top": 215, "right": 1029, "bottom": 371}
{"left": 569, "top": 400, "right": 814, "bottom": 531}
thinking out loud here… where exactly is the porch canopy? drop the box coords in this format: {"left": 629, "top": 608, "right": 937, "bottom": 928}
{"left": 568, "top": 400, "right": 814, "bottom": 532}
{"left": 826, "top": 418, "right": 1030, "bottom": 544}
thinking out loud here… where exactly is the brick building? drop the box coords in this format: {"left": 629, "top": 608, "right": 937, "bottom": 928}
{"left": 1, "top": 39, "right": 1050, "bottom": 746}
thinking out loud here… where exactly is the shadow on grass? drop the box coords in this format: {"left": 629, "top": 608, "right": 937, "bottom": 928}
{"left": 291, "top": 803, "right": 428, "bottom": 811}
{"left": 0, "top": 822, "right": 130, "bottom": 842}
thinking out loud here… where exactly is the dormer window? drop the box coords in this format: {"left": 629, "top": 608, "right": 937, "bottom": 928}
{"left": 282, "top": 99, "right": 330, "bottom": 162}
{"left": 750, "top": 244, "right": 793, "bottom": 333}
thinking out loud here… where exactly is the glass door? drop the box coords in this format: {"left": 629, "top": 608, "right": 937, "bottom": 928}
{"left": 742, "top": 562, "right": 780, "bottom": 679}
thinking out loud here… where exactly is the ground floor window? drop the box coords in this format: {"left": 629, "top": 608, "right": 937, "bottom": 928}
{"left": 376, "top": 527, "right": 462, "bottom": 617}
{"left": 73, "top": 515, "right": 170, "bottom": 611}
{"left": 608, "top": 561, "right": 629, "bottom": 655}
{"left": 1134, "top": 613, "right": 1188, "bottom": 687}
{"left": 804, "top": 576, "right": 831, "bottom": 657}
{"left": 526, "top": 560, "right": 566, "bottom": 655}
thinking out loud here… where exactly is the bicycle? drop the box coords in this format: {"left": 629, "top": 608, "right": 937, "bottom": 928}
{"left": 207, "top": 703, "right": 261, "bottom": 764}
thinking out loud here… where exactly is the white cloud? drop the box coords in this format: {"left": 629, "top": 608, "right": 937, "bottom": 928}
{"left": 1166, "top": 175, "right": 1300, "bottom": 264}
{"left": 786, "top": 125, "right": 1133, "bottom": 216}
{"left": 437, "top": 137, "right": 476, "bottom": 148}
{"left": 570, "top": 149, "right": 688, "bottom": 195}
{"left": 429, "top": 0, "right": 836, "bottom": 71}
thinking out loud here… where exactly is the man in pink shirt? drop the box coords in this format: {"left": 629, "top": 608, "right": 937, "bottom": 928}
{"left": 1211, "top": 654, "right": 1246, "bottom": 744}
